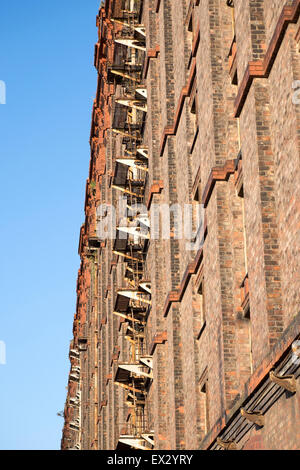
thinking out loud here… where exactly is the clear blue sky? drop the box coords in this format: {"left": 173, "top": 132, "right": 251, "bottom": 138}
{"left": 0, "top": 0, "right": 99, "bottom": 450}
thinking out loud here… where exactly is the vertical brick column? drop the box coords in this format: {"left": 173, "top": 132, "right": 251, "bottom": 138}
{"left": 268, "top": 18, "right": 300, "bottom": 328}
{"left": 156, "top": 0, "right": 185, "bottom": 449}
{"left": 201, "top": 0, "right": 243, "bottom": 415}
{"left": 144, "top": 0, "right": 170, "bottom": 450}
{"left": 239, "top": 1, "right": 284, "bottom": 363}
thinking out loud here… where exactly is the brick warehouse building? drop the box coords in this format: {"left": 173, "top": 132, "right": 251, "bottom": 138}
{"left": 61, "top": 0, "right": 300, "bottom": 451}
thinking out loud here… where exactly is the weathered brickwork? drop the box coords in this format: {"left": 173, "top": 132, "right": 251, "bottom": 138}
{"left": 62, "top": 0, "right": 300, "bottom": 450}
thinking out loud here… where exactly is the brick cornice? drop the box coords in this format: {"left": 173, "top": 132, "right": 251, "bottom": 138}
{"left": 143, "top": 45, "right": 160, "bottom": 79}
{"left": 110, "top": 347, "right": 120, "bottom": 366}
{"left": 201, "top": 160, "right": 236, "bottom": 208}
{"left": 105, "top": 374, "right": 112, "bottom": 385}
{"left": 110, "top": 259, "right": 117, "bottom": 274}
{"left": 150, "top": 331, "right": 168, "bottom": 355}
{"left": 234, "top": 0, "right": 300, "bottom": 117}
{"left": 99, "top": 399, "right": 107, "bottom": 413}
{"left": 163, "top": 243, "right": 205, "bottom": 318}
{"left": 159, "top": 58, "right": 197, "bottom": 156}
{"left": 147, "top": 180, "right": 164, "bottom": 209}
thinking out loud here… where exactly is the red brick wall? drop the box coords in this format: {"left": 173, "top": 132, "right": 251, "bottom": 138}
{"left": 62, "top": 0, "right": 300, "bottom": 451}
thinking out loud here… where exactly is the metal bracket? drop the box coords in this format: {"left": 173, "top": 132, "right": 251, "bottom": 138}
{"left": 141, "top": 434, "right": 155, "bottom": 447}
{"left": 114, "top": 38, "right": 146, "bottom": 52}
{"left": 126, "top": 268, "right": 144, "bottom": 276}
{"left": 110, "top": 19, "right": 146, "bottom": 37}
{"left": 269, "top": 371, "right": 297, "bottom": 393}
{"left": 112, "top": 185, "right": 143, "bottom": 198}
{"left": 118, "top": 437, "right": 150, "bottom": 450}
{"left": 216, "top": 437, "right": 237, "bottom": 450}
{"left": 126, "top": 326, "right": 145, "bottom": 337}
{"left": 116, "top": 158, "right": 148, "bottom": 171}
{"left": 118, "top": 363, "right": 153, "bottom": 379}
{"left": 240, "top": 408, "right": 264, "bottom": 427}
{"left": 136, "top": 147, "right": 148, "bottom": 158}
{"left": 117, "top": 226, "right": 150, "bottom": 240}
{"left": 112, "top": 128, "right": 140, "bottom": 140}
{"left": 116, "top": 98, "right": 147, "bottom": 112}
{"left": 135, "top": 88, "right": 147, "bottom": 99}
{"left": 135, "top": 26, "right": 146, "bottom": 37}
{"left": 139, "top": 356, "right": 153, "bottom": 369}
{"left": 118, "top": 290, "right": 151, "bottom": 305}
{"left": 113, "top": 311, "right": 145, "bottom": 325}
{"left": 109, "top": 69, "right": 138, "bottom": 81}
{"left": 114, "top": 381, "right": 147, "bottom": 395}
{"left": 139, "top": 281, "right": 151, "bottom": 293}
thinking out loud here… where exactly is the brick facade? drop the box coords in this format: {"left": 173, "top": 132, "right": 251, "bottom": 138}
{"left": 62, "top": 0, "right": 300, "bottom": 451}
